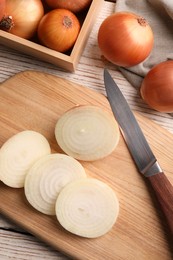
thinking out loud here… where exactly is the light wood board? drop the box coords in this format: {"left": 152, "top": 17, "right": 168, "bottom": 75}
{"left": 0, "top": 71, "right": 173, "bottom": 259}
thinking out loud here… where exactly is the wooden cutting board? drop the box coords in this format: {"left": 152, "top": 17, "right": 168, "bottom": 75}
{"left": 0, "top": 71, "right": 173, "bottom": 260}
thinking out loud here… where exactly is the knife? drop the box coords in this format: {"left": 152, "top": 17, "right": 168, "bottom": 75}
{"left": 104, "top": 69, "right": 173, "bottom": 237}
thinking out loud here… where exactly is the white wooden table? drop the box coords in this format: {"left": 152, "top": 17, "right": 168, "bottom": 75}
{"left": 0, "top": 1, "right": 172, "bottom": 259}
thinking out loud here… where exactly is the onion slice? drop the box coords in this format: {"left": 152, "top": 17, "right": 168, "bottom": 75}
{"left": 24, "top": 153, "right": 87, "bottom": 215}
{"left": 55, "top": 105, "right": 120, "bottom": 161}
{"left": 55, "top": 178, "right": 119, "bottom": 238}
{"left": 0, "top": 131, "right": 51, "bottom": 188}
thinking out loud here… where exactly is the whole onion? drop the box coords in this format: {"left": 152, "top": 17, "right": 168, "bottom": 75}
{"left": 0, "top": 0, "right": 44, "bottom": 39}
{"left": 0, "top": 0, "right": 5, "bottom": 21}
{"left": 98, "top": 12, "right": 154, "bottom": 67}
{"left": 140, "top": 60, "right": 173, "bottom": 113}
{"left": 45, "top": 0, "right": 92, "bottom": 13}
{"left": 37, "top": 9, "right": 80, "bottom": 53}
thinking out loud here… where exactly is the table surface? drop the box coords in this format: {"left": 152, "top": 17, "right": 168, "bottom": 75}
{"left": 0, "top": 1, "right": 173, "bottom": 259}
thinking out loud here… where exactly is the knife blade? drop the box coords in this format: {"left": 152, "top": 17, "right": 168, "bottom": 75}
{"left": 104, "top": 69, "right": 173, "bottom": 238}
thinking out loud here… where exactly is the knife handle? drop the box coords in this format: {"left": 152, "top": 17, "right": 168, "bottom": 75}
{"left": 147, "top": 172, "right": 173, "bottom": 237}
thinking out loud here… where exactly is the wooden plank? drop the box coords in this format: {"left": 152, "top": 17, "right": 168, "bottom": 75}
{"left": 0, "top": 229, "right": 65, "bottom": 259}
{"left": 0, "top": 71, "right": 173, "bottom": 260}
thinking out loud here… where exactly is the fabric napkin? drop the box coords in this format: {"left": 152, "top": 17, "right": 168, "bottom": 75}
{"left": 115, "top": 0, "right": 173, "bottom": 89}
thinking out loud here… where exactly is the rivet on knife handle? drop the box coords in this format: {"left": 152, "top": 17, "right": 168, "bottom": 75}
{"left": 104, "top": 69, "right": 173, "bottom": 238}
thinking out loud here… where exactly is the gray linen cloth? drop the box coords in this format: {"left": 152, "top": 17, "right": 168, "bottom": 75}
{"left": 115, "top": 0, "right": 173, "bottom": 88}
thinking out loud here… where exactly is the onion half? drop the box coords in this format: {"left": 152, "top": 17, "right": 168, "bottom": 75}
{"left": 0, "top": 131, "right": 51, "bottom": 188}
{"left": 56, "top": 178, "right": 119, "bottom": 238}
{"left": 24, "top": 153, "right": 86, "bottom": 215}
{"left": 55, "top": 105, "right": 120, "bottom": 161}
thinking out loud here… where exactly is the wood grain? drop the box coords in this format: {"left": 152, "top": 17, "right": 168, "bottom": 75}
{"left": 0, "top": 0, "right": 104, "bottom": 71}
{"left": 0, "top": 71, "right": 173, "bottom": 260}
{"left": 0, "top": 1, "right": 171, "bottom": 259}
{"left": 148, "top": 173, "right": 173, "bottom": 238}
{"left": 0, "top": 1, "right": 172, "bottom": 137}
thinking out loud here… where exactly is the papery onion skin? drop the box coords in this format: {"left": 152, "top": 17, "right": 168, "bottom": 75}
{"left": 98, "top": 12, "right": 154, "bottom": 67}
{"left": 45, "top": 0, "right": 92, "bottom": 13}
{"left": 0, "top": 0, "right": 5, "bottom": 21}
{"left": 140, "top": 60, "right": 173, "bottom": 113}
{"left": 0, "top": 0, "right": 44, "bottom": 39}
{"left": 37, "top": 9, "right": 80, "bottom": 53}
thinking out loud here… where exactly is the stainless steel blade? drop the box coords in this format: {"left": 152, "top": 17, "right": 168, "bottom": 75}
{"left": 104, "top": 69, "right": 173, "bottom": 238}
{"left": 104, "top": 69, "right": 162, "bottom": 177}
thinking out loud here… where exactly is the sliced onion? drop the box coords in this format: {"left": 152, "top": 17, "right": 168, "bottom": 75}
{"left": 55, "top": 105, "right": 120, "bottom": 161}
{"left": 56, "top": 178, "right": 119, "bottom": 238}
{"left": 24, "top": 153, "right": 87, "bottom": 215}
{"left": 0, "top": 131, "right": 51, "bottom": 188}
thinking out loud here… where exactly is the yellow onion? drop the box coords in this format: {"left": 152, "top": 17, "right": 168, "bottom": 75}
{"left": 37, "top": 9, "right": 80, "bottom": 53}
{"left": 98, "top": 12, "right": 154, "bottom": 67}
{"left": 0, "top": 0, "right": 5, "bottom": 21}
{"left": 140, "top": 60, "right": 173, "bottom": 113}
{"left": 0, "top": 0, "right": 44, "bottom": 39}
{"left": 45, "top": 0, "right": 92, "bottom": 13}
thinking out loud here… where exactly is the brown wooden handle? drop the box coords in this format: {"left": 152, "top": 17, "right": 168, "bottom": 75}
{"left": 147, "top": 172, "right": 173, "bottom": 238}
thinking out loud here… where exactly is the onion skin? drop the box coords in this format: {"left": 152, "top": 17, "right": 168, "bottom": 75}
{"left": 45, "top": 0, "right": 92, "bottom": 13}
{"left": 37, "top": 9, "right": 80, "bottom": 53}
{"left": 0, "top": 0, "right": 44, "bottom": 39}
{"left": 98, "top": 12, "right": 154, "bottom": 67}
{"left": 140, "top": 60, "right": 173, "bottom": 113}
{"left": 0, "top": 0, "right": 5, "bottom": 21}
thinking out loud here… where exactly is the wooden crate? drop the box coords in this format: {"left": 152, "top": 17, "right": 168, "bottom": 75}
{"left": 0, "top": 0, "right": 104, "bottom": 72}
